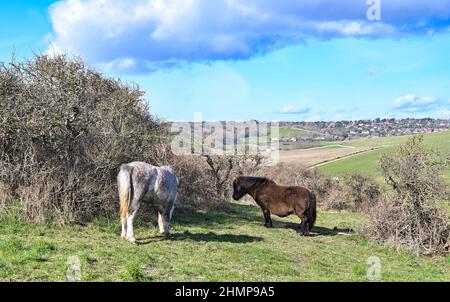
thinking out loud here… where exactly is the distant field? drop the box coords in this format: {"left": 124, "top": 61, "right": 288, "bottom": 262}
{"left": 278, "top": 145, "right": 376, "bottom": 166}
{"left": 317, "top": 130, "right": 450, "bottom": 179}
{"left": 277, "top": 127, "right": 314, "bottom": 138}
{"left": 242, "top": 127, "right": 315, "bottom": 144}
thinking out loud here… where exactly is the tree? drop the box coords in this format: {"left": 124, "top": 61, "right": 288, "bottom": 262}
{"left": 203, "top": 154, "right": 263, "bottom": 199}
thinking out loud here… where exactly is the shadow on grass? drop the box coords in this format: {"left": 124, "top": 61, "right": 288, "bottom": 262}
{"left": 129, "top": 203, "right": 354, "bottom": 241}
{"left": 136, "top": 231, "right": 263, "bottom": 245}
{"left": 131, "top": 204, "right": 251, "bottom": 229}
{"left": 272, "top": 221, "right": 355, "bottom": 237}
{"left": 173, "top": 203, "right": 268, "bottom": 226}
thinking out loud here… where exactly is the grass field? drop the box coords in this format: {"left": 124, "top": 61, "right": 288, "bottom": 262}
{"left": 1, "top": 203, "right": 448, "bottom": 281}
{"left": 277, "top": 127, "right": 314, "bottom": 138}
{"left": 317, "top": 130, "right": 450, "bottom": 179}
{"left": 278, "top": 145, "right": 375, "bottom": 166}
{"left": 242, "top": 127, "right": 315, "bottom": 144}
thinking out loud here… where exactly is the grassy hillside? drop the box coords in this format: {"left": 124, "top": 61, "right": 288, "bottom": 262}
{"left": 1, "top": 203, "right": 448, "bottom": 281}
{"left": 277, "top": 127, "right": 313, "bottom": 138}
{"left": 318, "top": 131, "right": 450, "bottom": 180}
{"left": 242, "top": 127, "right": 315, "bottom": 144}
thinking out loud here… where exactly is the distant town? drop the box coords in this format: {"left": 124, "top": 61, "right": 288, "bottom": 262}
{"left": 168, "top": 118, "right": 450, "bottom": 151}
{"left": 279, "top": 118, "right": 450, "bottom": 142}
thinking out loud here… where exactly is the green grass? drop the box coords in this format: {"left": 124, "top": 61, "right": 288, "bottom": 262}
{"left": 277, "top": 127, "right": 313, "bottom": 138}
{"left": 242, "top": 127, "right": 315, "bottom": 144}
{"left": 318, "top": 130, "right": 450, "bottom": 179}
{"left": 1, "top": 204, "right": 448, "bottom": 281}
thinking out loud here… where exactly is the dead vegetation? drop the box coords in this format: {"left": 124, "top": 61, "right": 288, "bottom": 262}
{"left": 341, "top": 172, "right": 380, "bottom": 212}
{"left": 0, "top": 54, "right": 166, "bottom": 224}
{"left": 202, "top": 154, "right": 263, "bottom": 199}
{"left": 368, "top": 135, "right": 450, "bottom": 254}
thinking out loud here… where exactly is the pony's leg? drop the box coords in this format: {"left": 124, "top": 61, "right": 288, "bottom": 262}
{"left": 295, "top": 206, "right": 309, "bottom": 236}
{"left": 296, "top": 216, "right": 305, "bottom": 235}
{"left": 126, "top": 202, "right": 140, "bottom": 244}
{"left": 296, "top": 214, "right": 309, "bottom": 236}
{"left": 263, "top": 209, "right": 273, "bottom": 228}
{"left": 157, "top": 210, "right": 170, "bottom": 238}
{"left": 169, "top": 203, "right": 175, "bottom": 221}
{"left": 301, "top": 216, "right": 310, "bottom": 236}
{"left": 303, "top": 215, "right": 309, "bottom": 236}
{"left": 121, "top": 218, "right": 127, "bottom": 239}
{"left": 157, "top": 211, "right": 165, "bottom": 234}
{"left": 126, "top": 212, "right": 137, "bottom": 243}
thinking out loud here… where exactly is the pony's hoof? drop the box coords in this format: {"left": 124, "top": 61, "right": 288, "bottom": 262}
{"left": 127, "top": 237, "right": 137, "bottom": 244}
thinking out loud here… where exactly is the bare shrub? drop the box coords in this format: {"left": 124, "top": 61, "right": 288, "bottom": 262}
{"left": 342, "top": 172, "right": 380, "bottom": 212}
{"left": 163, "top": 152, "right": 262, "bottom": 212}
{"left": 0, "top": 54, "right": 165, "bottom": 223}
{"left": 368, "top": 135, "right": 450, "bottom": 254}
{"left": 368, "top": 192, "right": 449, "bottom": 254}
{"left": 0, "top": 181, "right": 12, "bottom": 216}
{"left": 319, "top": 186, "right": 349, "bottom": 211}
{"left": 169, "top": 155, "right": 225, "bottom": 206}
{"left": 202, "top": 154, "right": 263, "bottom": 199}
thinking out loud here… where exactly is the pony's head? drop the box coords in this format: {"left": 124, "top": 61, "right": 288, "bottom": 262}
{"left": 232, "top": 177, "right": 247, "bottom": 200}
{"left": 232, "top": 176, "right": 270, "bottom": 200}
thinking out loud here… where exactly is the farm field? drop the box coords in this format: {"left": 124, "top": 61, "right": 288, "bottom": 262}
{"left": 318, "top": 130, "right": 450, "bottom": 179}
{"left": 278, "top": 145, "right": 377, "bottom": 166}
{"left": 242, "top": 127, "right": 315, "bottom": 144}
{"left": 0, "top": 203, "right": 448, "bottom": 281}
{"left": 277, "top": 127, "right": 315, "bottom": 138}
{"left": 277, "top": 130, "right": 450, "bottom": 180}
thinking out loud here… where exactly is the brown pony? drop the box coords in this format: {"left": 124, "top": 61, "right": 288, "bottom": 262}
{"left": 232, "top": 176, "right": 316, "bottom": 236}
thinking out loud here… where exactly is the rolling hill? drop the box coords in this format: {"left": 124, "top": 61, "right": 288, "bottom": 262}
{"left": 317, "top": 130, "right": 450, "bottom": 180}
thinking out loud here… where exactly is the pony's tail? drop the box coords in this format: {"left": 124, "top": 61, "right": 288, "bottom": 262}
{"left": 117, "top": 165, "right": 132, "bottom": 222}
{"left": 306, "top": 192, "right": 317, "bottom": 232}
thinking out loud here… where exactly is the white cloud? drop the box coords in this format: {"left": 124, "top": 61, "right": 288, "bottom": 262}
{"left": 316, "top": 21, "right": 396, "bottom": 36}
{"left": 96, "top": 57, "right": 138, "bottom": 72}
{"left": 47, "top": 0, "right": 450, "bottom": 72}
{"left": 393, "top": 93, "right": 439, "bottom": 112}
{"left": 278, "top": 104, "right": 310, "bottom": 114}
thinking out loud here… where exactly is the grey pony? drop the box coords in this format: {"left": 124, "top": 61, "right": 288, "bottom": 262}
{"left": 117, "top": 161, "right": 178, "bottom": 244}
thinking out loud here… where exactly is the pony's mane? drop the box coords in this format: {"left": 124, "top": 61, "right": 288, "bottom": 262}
{"left": 239, "top": 176, "right": 274, "bottom": 188}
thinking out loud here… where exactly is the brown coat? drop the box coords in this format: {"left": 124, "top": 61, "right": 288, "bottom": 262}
{"left": 232, "top": 176, "right": 316, "bottom": 235}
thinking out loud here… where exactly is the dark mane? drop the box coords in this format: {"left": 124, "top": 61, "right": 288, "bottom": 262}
{"left": 238, "top": 176, "right": 274, "bottom": 188}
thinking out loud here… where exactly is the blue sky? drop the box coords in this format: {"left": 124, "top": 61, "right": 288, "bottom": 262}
{"left": 1, "top": 0, "right": 449, "bottom": 121}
